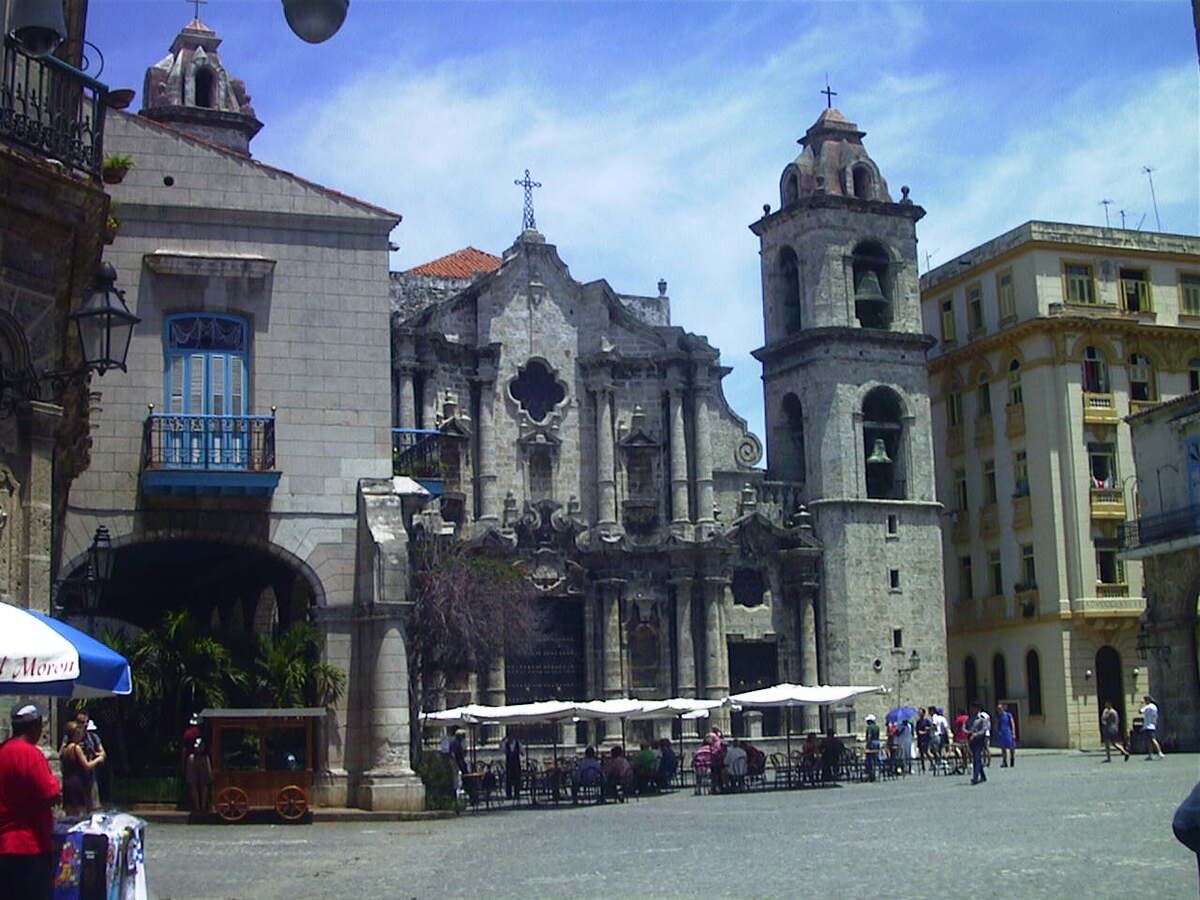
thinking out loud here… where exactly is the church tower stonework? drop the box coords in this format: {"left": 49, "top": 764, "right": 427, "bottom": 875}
{"left": 140, "top": 18, "right": 263, "bottom": 155}
{"left": 752, "top": 106, "right": 948, "bottom": 709}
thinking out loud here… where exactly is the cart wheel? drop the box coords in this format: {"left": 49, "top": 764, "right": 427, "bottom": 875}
{"left": 214, "top": 786, "right": 250, "bottom": 822}
{"left": 274, "top": 785, "right": 308, "bottom": 821}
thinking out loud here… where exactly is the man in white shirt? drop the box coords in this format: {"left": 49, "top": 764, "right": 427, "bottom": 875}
{"left": 1140, "top": 696, "right": 1165, "bottom": 760}
{"left": 930, "top": 707, "right": 951, "bottom": 765}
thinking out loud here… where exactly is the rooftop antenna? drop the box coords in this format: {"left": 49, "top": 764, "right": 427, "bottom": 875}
{"left": 1118, "top": 208, "right": 1127, "bottom": 230}
{"left": 1100, "top": 199, "right": 1113, "bottom": 228}
{"left": 1143, "top": 166, "right": 1162, "bottom": 231}
{"left": 1136, "top": 212, "right": 1147, "bottom": 231}
{"left": 924, "top": 249, "right": 939, "bottom": 272}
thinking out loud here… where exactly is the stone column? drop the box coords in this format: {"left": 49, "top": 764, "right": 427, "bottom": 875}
{"left": 694, "top": 386, "right": 715, "bottom": 533}
{"left": 599, "top": 580, "right": 625, "bottom": 699}
{"left": 476, "top": 376, "right": 499, "bottom": 522}
{"left": 483, "top": 654, "right": 506, "bottom": 743}
{"left": 671, "top": 575, "right": 697, "bottom": 698}
{"left": 703, "top": 577, "right": 730, "bottom": 731}
{"left": 396, "top": 366, "right": 417, "bottom": 430}
{"left": 596, "top": 386, "right": 617, "bottom": 529}
{"left": 668, "top": 386, "right": 691, "bottom": 528}
{"left": 800, "top": 593, "right": 819, "bottom": 731}
{"left": 357, "top": 606, "right": 426, "bottom": 811}
{"left": 21, "top": 402, "right": 60, "bottom": 616}
{"left": 420, "top": 371, "right": 438, "bottom": 430}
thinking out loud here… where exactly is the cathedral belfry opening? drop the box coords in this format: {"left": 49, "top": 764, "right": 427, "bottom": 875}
{"left": 851, "top": 240, "right": 892, "bottom": 329}
{"left": 862, "top": 386, "right": 905, "bottom": 499}
{"left": 777, "top": 247, "right": 802, "bottom": 333}
{"left": 194, "top": 67, "right": 215, "bottom": 108}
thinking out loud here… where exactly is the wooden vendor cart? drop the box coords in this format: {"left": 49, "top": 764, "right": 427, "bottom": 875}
{"left": 199, "top": 708, "right": 324, "bottom": 822}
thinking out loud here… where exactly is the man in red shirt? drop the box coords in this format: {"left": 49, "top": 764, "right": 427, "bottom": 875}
{"left": 0, "top": 704, "right": 62, "bottom": 900}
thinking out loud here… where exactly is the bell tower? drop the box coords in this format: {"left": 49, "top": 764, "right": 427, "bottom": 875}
{"left": 751, "top": 103, "right": 947, "bottom": 709}
{"left": 140, "top": 18, "right": 263, "bottom": 155}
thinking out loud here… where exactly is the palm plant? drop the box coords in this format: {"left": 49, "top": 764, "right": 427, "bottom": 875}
{"left": 253, "top": 622, "right": 345, "bottom": 708}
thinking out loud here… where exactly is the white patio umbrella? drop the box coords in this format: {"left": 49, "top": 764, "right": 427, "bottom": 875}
{"left": 726, "top": 683, "right": 888, "bottom": 758}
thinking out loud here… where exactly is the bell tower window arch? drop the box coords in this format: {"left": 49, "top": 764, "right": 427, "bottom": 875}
{"left": 852, "top": 165, "right": 872, "bottom": 200}
{"left": 776, "top": 246, "right": 802, "bottom": 335}
{"left": 862, "top": 385, "right": 906, "bottom": 499}
{"left": 851, "top": 240, "right": 893, "bottom": 330}
{"left": 194, "top": 67, "right": 216, "bottom": 108}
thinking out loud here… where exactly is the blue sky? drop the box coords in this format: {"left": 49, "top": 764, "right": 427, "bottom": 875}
{"left": 86, "top": 1, "right": 1199, "bottom": 441}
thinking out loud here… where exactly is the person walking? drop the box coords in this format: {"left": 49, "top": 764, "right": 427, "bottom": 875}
{"left": 500, "top": 732, "right": 522, "bottom": 800}
{"left": 994, "top": 703, "right": 1017, "bottom": 768}
{"left": 1140, "top": 696, "right": 1165, "bottom": 760}
{"left": 1100, "top": 701, "right": 1130, "bottom": 762}
{"left": 0, "top": 705, "right": 61, "bottom": 900}
{"left": 967, "top": 702, "right": 991, "bottom": 785}
{"left": 929, "top": 707, "right": 951, "bottom": 769}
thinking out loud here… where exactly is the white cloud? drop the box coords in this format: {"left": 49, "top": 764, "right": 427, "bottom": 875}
{"left": 256, "top": 8, "right": 1198, "bottom": 447}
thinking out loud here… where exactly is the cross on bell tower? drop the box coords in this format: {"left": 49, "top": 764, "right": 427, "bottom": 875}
{"left": 187, "top": 0, "right": 207, "bottom": 20}
{"left": 514, "top": 169, "right": 542, "bottom": 231}
{"left": 821, "top": 76, "right": 837, "bottom": 109}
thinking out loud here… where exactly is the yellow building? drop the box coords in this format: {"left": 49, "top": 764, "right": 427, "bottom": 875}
{"left": 920, "top": 221, "right": 1200, "bottom": 748}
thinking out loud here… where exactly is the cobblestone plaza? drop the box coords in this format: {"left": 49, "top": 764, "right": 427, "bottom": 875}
{"left": 146, "top": 753, "right": 1198, "bottom": 899}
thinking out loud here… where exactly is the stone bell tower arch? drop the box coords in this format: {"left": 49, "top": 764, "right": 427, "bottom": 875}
{"left": 751, "top": 102, "right": 948, "bottom": 714}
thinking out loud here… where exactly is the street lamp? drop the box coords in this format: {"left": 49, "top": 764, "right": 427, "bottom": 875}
{"left": 53, "top": 525, "right": 115, "bottom": 614}
{"left": 7, "top": 0, "right": 67, "bottom": 57}
{"left": 898, "top": 649, "right": 921, "bottom": 681}
{"left": 0, "top": 262, "right": 139, "bottom": 415}
{"left": 281, "top": 0, "right": 349, "bottom": 43}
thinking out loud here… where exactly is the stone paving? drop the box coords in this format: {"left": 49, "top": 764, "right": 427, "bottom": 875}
{"left": 145, "top": 753, "right": 1200, "bottom": 899}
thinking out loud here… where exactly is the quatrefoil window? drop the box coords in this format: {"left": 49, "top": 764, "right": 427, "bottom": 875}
{"left": 510, "top": 360, "right": 565, "bottom": 422}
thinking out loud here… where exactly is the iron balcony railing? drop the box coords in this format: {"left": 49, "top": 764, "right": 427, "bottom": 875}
{"left": 1, "top": 37, "right": 107, "bottom": 177}
{"left": 142, "top": 413, "right": 276, "bottom": 472}
{"left": 1119, "top": 503, "right": 1200, "bottom": 550}
{"left": 392, "top": 428, "right": 443, "bottom": 479}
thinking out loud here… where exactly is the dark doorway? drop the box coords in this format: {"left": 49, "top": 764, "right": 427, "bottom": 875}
{"left": 728, "top": 641, "right": 779, "bottom": 735}
{"left": 1095, "top": 645, "right": 1124, "bottom": 735}
{"left": 992, "top": 653, "right": 1008, "bottom": 702}
{"left": 506, "top": 598, "right": 585, "bottom": 743}
{"left": 964, "top": 655, "right": 979, "bottom": 705}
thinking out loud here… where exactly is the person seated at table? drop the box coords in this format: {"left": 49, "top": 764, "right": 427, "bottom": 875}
{"left": 632, "top": 743, "right": 657, "bottom": 794}
{"left": 820, "top": 728, "right": 845, "bottom": 783}
{"left": 723, "top": 740, "right": 748, "bottom": 791}
{"left": 571, "top": 746, "right": 603, "bottom": 803}
{"left": 802, "top": 731, "right": 821, "bottom": 763}
{"left": 706, "top": 730, "right": 727, "bottom": 792}
{"left": 602, "top": 746, "right": 635, "bottom": 800}
{"left": 655, "top": 739, "right": 678, "bottom": 788}
{"left": 742, "top": 740, "right": 766, "bottom": 778}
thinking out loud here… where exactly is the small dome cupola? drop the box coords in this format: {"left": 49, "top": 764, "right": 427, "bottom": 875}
{"left": 140, "top": 18, "right": 263, "bottom": 155}
{"left": 779, "top": 107, "right": 891, "bottom": 207}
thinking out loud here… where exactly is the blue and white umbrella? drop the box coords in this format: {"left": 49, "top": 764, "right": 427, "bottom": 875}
{"left": 0, "top": 604, "right": 132, "bottom": 698}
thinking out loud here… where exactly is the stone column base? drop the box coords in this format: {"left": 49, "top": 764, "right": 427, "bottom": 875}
{"left": 357, "top": 771, "right": 426, "bottom": 812}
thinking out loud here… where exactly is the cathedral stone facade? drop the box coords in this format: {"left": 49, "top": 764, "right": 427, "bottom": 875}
{"left": 394, "top": 107, "right": 950, "bottom": 736}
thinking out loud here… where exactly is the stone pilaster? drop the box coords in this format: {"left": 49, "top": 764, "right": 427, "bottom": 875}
{"left": 22, "top": 402, "right": 60, "bottom": 615}
{"left": 693, "top": 386, "right": 715, "bottom": 536}
{"left": 595, "top": 386, "right": 617, "bottom": 530}
{"left": 668, "top": 386, "right": 691, "bottom": 530}
{"left": 702, "top": 577, "right": 730, "bottom": 731}
{"left": 395, "top": 366, "right": 417, "bottom": 430}
{"left": 475, "top": 376, "right": 499, "bottom": 522}
{"left": 599, "top": 579, "right": 625, "bottom": 699}
{"left": 800, "top": 592, "right": 819, "bottom": 731}
{"left": 671, "top": 575, "right": 696, "bottom": 698}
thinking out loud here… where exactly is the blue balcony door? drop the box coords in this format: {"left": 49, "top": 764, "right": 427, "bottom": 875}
{"left": 164, "top": 316, "right": 248, "bottom": 470}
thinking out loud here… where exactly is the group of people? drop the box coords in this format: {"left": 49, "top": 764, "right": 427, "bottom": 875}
{"left": 1100, "top": 695, "right": 1167, "bottom": 762}
{"left": 693, "top": 727, "right": 770, "bottom": 791}
{"left": 863, "top": 702, "right": 1017, "bottom": 784}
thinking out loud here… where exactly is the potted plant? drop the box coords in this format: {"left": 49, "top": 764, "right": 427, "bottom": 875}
{"left": 101, "top": 154, "right": 133, "bottom": 185}
{"left": 104, "top": 212, "right": 120, "bottom": 244}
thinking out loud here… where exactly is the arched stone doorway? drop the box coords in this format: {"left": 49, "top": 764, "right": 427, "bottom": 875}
{"left": 60, "top": 537, "right": 326, "bottom": 776}
{"left": 1094, "top": 645, "right": 1124, "bottom": 737}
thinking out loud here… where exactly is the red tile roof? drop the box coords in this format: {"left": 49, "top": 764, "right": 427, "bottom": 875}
{"left": 405, "top": 247, "right": 501, "bottom": 278}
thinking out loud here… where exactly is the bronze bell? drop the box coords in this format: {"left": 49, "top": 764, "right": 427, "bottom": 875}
{"left": 866, "top": 438, "right": 892, "bottom": 465}
{"left": 854, "top": 270, "right": 886, "bottom": 304}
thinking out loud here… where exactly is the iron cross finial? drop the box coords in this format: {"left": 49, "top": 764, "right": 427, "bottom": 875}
{"left": 187, "top": 0, "right": 207, "bottom": 20}
{"left": 821, "top": 76, "right": 837, "bottom": 109}
{"left": 514, "top": 169, "right": 542, "bottom": 231}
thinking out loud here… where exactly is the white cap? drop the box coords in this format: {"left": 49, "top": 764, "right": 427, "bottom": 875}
{"left": 865, "top": 714, "right": 877, "bottom": 722}
{"left": 86, "top": 720, "right": 97, "bottom": 732}
{"left": 11, "top": 704, "right": 42, "bottom": 723}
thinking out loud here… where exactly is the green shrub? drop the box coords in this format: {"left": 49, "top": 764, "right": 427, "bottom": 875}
{"left": 413, "top": 754, "right": 456, "bottom": 810}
